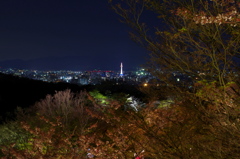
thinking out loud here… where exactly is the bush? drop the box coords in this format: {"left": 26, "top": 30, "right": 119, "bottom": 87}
{"left": 2, "top": 88, "right": 240, "bottom": 158}
{"left": 33, "top": 89, "right": 93, "bottom": 134}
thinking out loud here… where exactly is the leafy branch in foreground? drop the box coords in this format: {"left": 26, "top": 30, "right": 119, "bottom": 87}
{"left": 2, "top": 115, "right": 86, "bottom": 159}
{"left": 1, "top": 87, "right": 240, "bottom": 158}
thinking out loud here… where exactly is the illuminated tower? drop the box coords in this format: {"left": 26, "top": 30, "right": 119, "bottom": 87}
{"left": 120, "top": 62, "right": 123, "bottom": 77}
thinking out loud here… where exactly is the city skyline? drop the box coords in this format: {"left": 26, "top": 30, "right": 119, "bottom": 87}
{"left": 0, "top": 65, "right": 151, "bottom": 86}
{"left": 0, "top": 60, "right": 136, "bottom": 72}
{"left": 0, "top": 1, "right": 148, "bottom": 70}
{"left": 0, "top": 56, "right": 141, "bottom": 71}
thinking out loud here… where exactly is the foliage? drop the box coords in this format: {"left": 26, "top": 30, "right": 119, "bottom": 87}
{"left": 2, "top": 0, "right": 240, "bottom": 158}
{"left": 110, "top": 0, "right": 240, "bottom": 88}
{"left": 83, "top": 90, "right": 240, "bottom": 158}
{"left": 0, "top": 121, "right": 30, "bottom": 157}
{"left": 89, "top": 90, "right": 109, "bottom": 104}
{"left": 2, "top": 116, "right": 87, "bottom": 159}
{"left": 32, "top": 89, "right": 93, "bottom": 134}
{"left": 108, "top": 0, "right": 240, "bottom": 158}
{"left": 1, "top": 87, "right": 240, "bottom": 158}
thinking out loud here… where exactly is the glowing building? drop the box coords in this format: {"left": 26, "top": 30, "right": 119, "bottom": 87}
{"left": 120, "top": 62, "right": 123, "bottom": 77}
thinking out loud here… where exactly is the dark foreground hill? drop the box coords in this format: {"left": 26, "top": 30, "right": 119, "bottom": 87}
{"left": 0, "top": 73, "right": 85, "bottom": 122}
{"left": 0, "top": 73, "right": 145, "bottom": 123}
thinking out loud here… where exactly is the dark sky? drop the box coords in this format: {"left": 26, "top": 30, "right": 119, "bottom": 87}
{"left": 0, "top": 0, "right": 148, "bottom": 71}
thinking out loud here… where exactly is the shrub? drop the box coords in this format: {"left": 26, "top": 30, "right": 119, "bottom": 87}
{"left": 33, "top": 89, "right": 92, "bottom": 134}
{"left": 2, "top": 116, "right": 87, "bottom": 158}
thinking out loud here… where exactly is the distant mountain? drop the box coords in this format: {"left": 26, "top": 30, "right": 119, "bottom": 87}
{"left": 0, "top": 56, "right": 106, "bottom": 71}
{"left": 0, "top": 56, "right": 143, "bottom": 71}
{"left": 0, "top": 59, "right": 28, "bottom": 69}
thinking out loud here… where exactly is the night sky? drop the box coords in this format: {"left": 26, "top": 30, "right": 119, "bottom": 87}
{"left": 0, "top": 0, "right": 148, "bottom": 71}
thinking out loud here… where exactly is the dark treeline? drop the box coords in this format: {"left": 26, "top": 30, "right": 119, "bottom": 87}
{"left": 0, "top": 73, "right": 145, "bottom": 123}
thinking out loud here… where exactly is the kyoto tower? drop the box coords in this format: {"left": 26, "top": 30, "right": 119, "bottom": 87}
{"left": 120, "top": 62, "right": 123, "bottom": 77}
